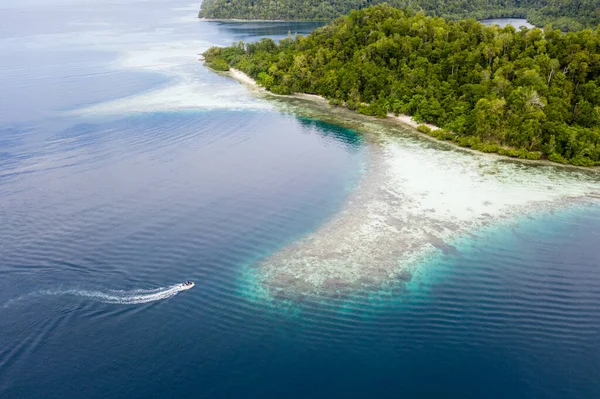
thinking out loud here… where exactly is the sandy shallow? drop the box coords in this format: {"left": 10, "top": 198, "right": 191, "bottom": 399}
{"left": 222, "top": 68, "right": 600, "bottom": 299}
{"left": 257, "top": 138, "right": 600, "bottom": 299}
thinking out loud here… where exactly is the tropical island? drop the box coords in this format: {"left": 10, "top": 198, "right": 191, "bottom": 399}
{"left": 201, "top": 5, "right": 600, "bottom": 299}
{"left": 199, "top": 0, "right": 600, "bottom": 32}
{"left": 204, "top": 5, "right": 600, "bottom": 167}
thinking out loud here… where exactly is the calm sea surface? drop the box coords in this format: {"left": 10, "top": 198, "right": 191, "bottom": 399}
{"left": 1, "top": 2, "right": 599, "bottom": 398}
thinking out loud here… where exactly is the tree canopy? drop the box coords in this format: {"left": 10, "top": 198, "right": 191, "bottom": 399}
{"left": 204, "top": 5, "right": 600, "bottom": 166}
{"left": 199, "top": 0, "right": 600, "bottom": 32}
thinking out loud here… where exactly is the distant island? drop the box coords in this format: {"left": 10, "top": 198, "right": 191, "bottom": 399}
{"left": 199, "top": 0, "right": 600, "bottom": 32}
{"left": 203, "top": 5, "right": 600, "bottom": 167}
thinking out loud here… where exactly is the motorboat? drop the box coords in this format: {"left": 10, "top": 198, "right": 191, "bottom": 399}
{"left": 181, "top": 281, "right": 195, "bottom": 290}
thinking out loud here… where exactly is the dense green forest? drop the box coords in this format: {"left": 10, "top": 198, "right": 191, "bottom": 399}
{"left": 199, "top": 0, "right": 600, "bottom": 32}
{"left": 204, "top": 5, "right": 600, "bottom": 166}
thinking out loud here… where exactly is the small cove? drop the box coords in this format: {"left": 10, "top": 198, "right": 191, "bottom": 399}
{"left": 480, "top": 18, "right": 535, "bottom": 29}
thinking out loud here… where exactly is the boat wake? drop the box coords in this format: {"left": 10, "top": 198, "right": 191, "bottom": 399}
{"left": 57, "top": 284, "right": 189, "bottom": 304}
{"left": 3, "top": 284, "right": 190, "bottom": 308}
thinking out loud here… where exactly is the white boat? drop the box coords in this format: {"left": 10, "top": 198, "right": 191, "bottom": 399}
{"left": 180, "top": 281, "right": 195, "bottom": 290}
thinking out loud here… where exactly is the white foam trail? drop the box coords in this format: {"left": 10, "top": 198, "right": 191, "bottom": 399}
{"left": 3, "top": 285, "right": 188, "bottom": 308}
{"left": 50, "top": 284, "right": 188, "bottom": 304}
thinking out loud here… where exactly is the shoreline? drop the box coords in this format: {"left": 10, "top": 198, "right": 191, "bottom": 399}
{"left": 225, "top": 68, "right": 598, "bottom": 172}
{"left": 199, "top": 17, "right": 289, "bottom": 22}
{"left": 229, "top": 68, "right": 436, "bottom": 130}
{"left": 216, "top": 66, "right": 600, "bottom": 299}
{"left": 198, "top": 16, "right": 537, "bottom": 28}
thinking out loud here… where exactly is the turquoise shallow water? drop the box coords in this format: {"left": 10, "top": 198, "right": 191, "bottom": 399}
{"left": 1, "top": 1, "right": 600, "bottom": 398}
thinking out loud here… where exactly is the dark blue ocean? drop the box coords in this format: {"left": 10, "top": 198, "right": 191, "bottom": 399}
{"left": 1, "top": 2, "right": 599, "bottom": 398}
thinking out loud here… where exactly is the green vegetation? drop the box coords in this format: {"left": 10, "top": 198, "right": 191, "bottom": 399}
{"left": 203, "top": 5, "right": 600, "bottom": 166}
{"left": 199, "top": 0, "right": 600, "bottom": 32}
{"left": 204, "top": 53, "right": 230, "bottom": 71}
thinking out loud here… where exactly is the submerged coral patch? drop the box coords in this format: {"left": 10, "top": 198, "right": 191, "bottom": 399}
{"left": 252, "top": 122, "right": 600, "bottom": 299}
